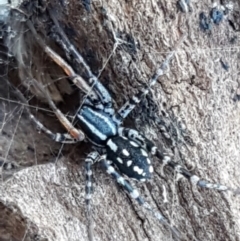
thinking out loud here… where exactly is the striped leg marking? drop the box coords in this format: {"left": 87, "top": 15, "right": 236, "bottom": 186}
{"left": 85, "top": 151, "right": 101, "bottom": 241}
{"left": 119, "top": 127, "right": 235, "bottom": 193}
{"left": 48, "top": 9, "right": 114, "bottom": 115}
{"left": 101, "top": 159, "right": 180, "bottom": 238}
{"left": 159, "top": 155, "right": 236, "bottom": 192}
{"left": 29, "top": 114, "right": 79, "bottom": 143}
{"left": 102, "top": 159, "right": 144, "bottom": 204}
{"left": 113, "top": 36, "right": 185, "bottom": 125}
{"left": 30, "top": 78, "right": 85, "bottom": 141}
{"left": 6, "top": 78, "right": 84, "bottom": 143}
{"left": 26, "top": 20, "right": 94, "bottom": 98}
{"left": 85, "top": 152, "right": 100, "bottom": 212}
{"left": 118, "top": 127, "right": 157, "bottom": 155}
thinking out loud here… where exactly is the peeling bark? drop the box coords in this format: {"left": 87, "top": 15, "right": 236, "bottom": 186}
{"left": 0, "top": 0, "right": 240, "bottom": 241}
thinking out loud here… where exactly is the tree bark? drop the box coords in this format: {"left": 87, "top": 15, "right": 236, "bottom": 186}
{"left": 0, "top": 0, "right": 240, "bottom": 241}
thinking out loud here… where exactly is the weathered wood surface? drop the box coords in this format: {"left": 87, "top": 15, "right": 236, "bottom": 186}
{"left": 0, "top": 0, "right": 240, "bottom": 240}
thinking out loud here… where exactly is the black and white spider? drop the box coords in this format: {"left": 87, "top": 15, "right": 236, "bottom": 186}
{"left": 7, "top": 8, "right": 237, "bottom": 241}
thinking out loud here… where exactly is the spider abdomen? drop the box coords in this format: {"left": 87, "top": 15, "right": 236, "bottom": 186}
{"left": 77, "top": 105, "right": 117, "bottom": 146}
{"left": 106, "top": 136, "right": 154, "bottom": 181}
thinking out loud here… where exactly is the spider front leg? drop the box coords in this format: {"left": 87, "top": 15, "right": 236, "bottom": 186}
{"left": 47, "top": 9, "right": 114, "bottom": 115}
{"left": 119, "top": 127, "right": 236, "bottom": 193}
{"left": 101, "top": 159, "right": 181, "bottom": 239}
{"left": 26, "top": 20, "right": 96, "bottom": 99}
{"left": 113, "top": 36, "right": 185, "bottom": 125}
{"left": 6, "top": 77, "right": 84, "bottom": 143}
{"left": 31, "top": 77, "right": 85, "bottom": 142}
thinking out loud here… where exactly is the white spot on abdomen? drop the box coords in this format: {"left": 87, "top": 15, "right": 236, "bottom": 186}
{"left": 122, "top": 149, "right": 130, "bottom": 156}
{"left": 133, "top": 166, "right": 144, "bottom": 175}
{"left": 117, "top": 157, "right": 123, "bottom": 164}
{"left": 141, "top": 149, "right": 148, "bottom": 157}
{"left": 127, "top": 160, "right": 132, "bottom": 167}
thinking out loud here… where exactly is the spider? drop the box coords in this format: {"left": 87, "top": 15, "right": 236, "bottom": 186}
{"left": 6, "top": 8, "right": 237, "bottom": 241}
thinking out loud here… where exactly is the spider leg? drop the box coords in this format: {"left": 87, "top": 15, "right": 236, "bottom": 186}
{"left": 30, "top": 114, "right": 80, "bottom": 143}
{"left": 6, "top": 77, "right": 84, "bottom": 142}
{"left": 85, "top": 152, "right": 100, "bottom": 212}
{"left": 85, "top": 151, "right": 106, "bottom": 241}
{"left": 47, "top": 9, "right": 114, "bottom": 115}
{"left": 26, "top": 20, "right": 96, "bottom": 99}
{"left": 119, "top": 127, "right": 235, "bottom": 193}
{"left": 113, "top": 36, "right": 185, "bottom": 125}
{"left": 85, "top": 151, "right": 100, "bottom": 241}
{"left": 31, "top": 77, "right": 85, "bottom": 141}
{"left": 101, "top": 159, "right": 181, "bottom": 239}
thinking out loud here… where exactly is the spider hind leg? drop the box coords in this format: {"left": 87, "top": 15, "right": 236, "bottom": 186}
{"left": 85, "top": 151, "right": 103, "bottom": 241}
{"left": 102, "top": 159, "right": 181, "bottom": 240}
{"left": 120, "top": 127, "right": 235, "bottom": 193}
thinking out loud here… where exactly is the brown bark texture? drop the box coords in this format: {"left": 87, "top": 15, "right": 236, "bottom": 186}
{"left": 0, "top": 0, "right": 240, "bottom": 241}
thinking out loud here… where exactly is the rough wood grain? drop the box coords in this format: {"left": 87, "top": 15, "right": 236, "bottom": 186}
{"left": 0, "top": 0, "right": 240, "bottom": 241}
